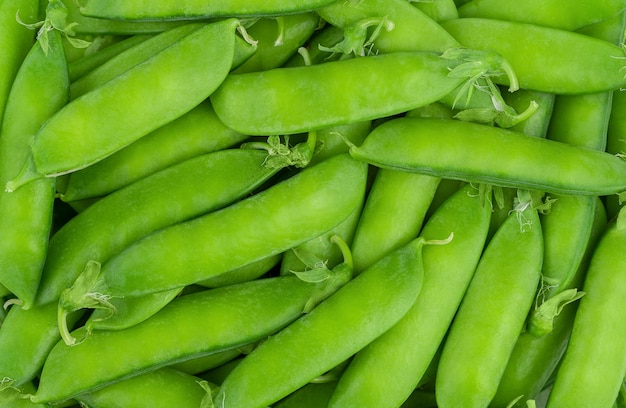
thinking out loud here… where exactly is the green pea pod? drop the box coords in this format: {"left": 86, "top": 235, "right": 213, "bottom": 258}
{"left": 211, "top": 51, "right": 466, "bottom": 135}
{"left": 328, "top": 183, "right": 491, "bottom": 408}
{"left": 440, "top": 18, "right": 626, "bottom": 94}
{"left": 435, "top": 203, "right": 543, "bottom": 408}
{"left": 232, "top": 13, "right": 320, "bottom": 74}
{"left": 75, "top": 367, "right": 214, "bottom": 408}
{"left": 546, "top": 215, "right": 626, "bottom": 408}
{"left": 317, "top": 0, "right": 459, "bottom": 53}
{"left": 0, "top": 29, "right": 68, "bottom": 309}
{"left": 68, "top": 34, "right": 152, "bottom": 81}
{"left": 58, "top": 101, "right": 250, "bottom": 202}
{"left": 347, "top": 117, "right": 626, "bottom": 196}
{"left": 0, "top": 0, "right": 38, "bottom": 126}
{"left": 490, "top": 198, "right": 607, "bottom": 407}
{"left": 79, "top": 0, "right": 337, "bottom": 20}
{"left": 350, "top": 169, "right": 440, "bottom": 274}
{"left": 37, "top": 148, "right": 279, "bottom": 306}
{"left": 215, "top": 235, "right": 430, "bottom": 408}
{"left": 412, "top": 0, "right": 458, "bottom": 23}
{"left": 78, "top": 154, "right": 366, "bottom": 299}
{"left": 8, "top": 18, "right": 249, "bottom": 189}
{"left": 457, "top": 0, "right": 624, "bottom": 31}
{"left": 33, "top": 272, "right": 351, "bottom": 404}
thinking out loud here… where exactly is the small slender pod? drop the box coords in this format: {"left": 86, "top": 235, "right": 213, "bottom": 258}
{"left": 435, "top": 199, "right": 544, "bottom": 408}
{"left": 328, "top": 183, "right": 491, "bottom": 408}
{"left": 348, "top": 117, "right": 626, "bottom": 196}
{"left": 0, "top": 28, "right": 69, "bottom": 309}
{"left": 215, "top": 235, "right": 432, "bottom": 408}
{"left": 546, "top": 211, "right": 626, "bottom": 408}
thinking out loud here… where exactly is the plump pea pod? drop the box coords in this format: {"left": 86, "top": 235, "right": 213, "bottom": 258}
{"left": 350, "top": 169, "right": 440, "bottom": 274}
{"left": 435, "top": 203, "right": 544, "bottom": 408}
{"left": 441, "top": 18, "right": 626, "bottom": 94}
{"left": 58, "top": 0, "right": 203, "bottom": 35}
{"left": 0, "top": 0, "right": 38, "bottom": 126}
{"left": 75, "top": 367, "right": 214, "bottom": 408}
{"left": 0, "top": 303, "right": 82, "bottom": 385}
{"left": 490, "top": 198, "right": 607, "bottom": 407}
{"left": 0, "top": 29, "right": 68, "bottom": 309}
{"left": 79, "top": 0, "right": 337, "bottom": 20}
{"left": 215, "top": 235, "right": 430, "bottom": 408}
{"left": 412, "top": 0, "right": 458, "bottom": 23}
{"left": 348, "top": 117, "right": 626, "bottom": 196}
{"left": 8, "top": 19, "right": 248, "bottom": 189}
{"left": 33, "top": 271, "right": 352, "bottom": 404}
{"left": 546, "top": 213, "right": 626, "bottom": 408}
{"left": 211, "top": 51, "right": 466, "bottom": 135}
{"left": 37, "top": 148, "right": 280, "bottom": 306}
{"left": 77, "top": 154, "right": 366, "bottom": 299}
{"left": 457, "top": 0, "right": 624, "bottom": 31}
{"left": 59, "top": 101, "right": 249, "bottom": 202}
{"left": 317, "top": 0, "right": 459, "bottom": 53}
{"left": 232, "top": 13, "right": 319, "bottom": 74}
{"left": 328, "top": 183, "right": 491, "bottom": 408}
{"left": 68, "top": 34, "right": 151, "bottom": 81}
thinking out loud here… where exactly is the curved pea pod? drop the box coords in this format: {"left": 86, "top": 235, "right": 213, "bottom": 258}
{"left": 37, "top": 149, "right": 280, "bottom": 310}
{"left": 0, "top": 29, "right": 68, "bottom": 309}
{"left": 32, "top": 271, "right": 351, "bottom": 404}
{"left": 58, "top": 101, "right": 249, "bottom": 202}
{"left": 440, "top": 18, "right": 626, "bottom": 94}
{"left": 0, "top": 0, "right": 38, "bottom": 125}
{"left": 79, "top": 154, "right": 367, "bottom": 298}
{"left": 348, "top": 117, "right": 626, "bottom": 196}
{"left": 215, "top": 235, "right": 430, "bottom": 408}
{"left": 317, "top": 0, "right": 458, "bottom": 54}
{"left": 328, "top": 183, "right": 491, "bottom": 408}
{"left": 435, "top": 204, "right": 543, "bottom": 408}
{"left": 75, "top": 367, "right": 214, "bottom": 408}
{"left": 457, "top": 0, "right": 624, "bottom": 31}
{"left": 8, "top": 19, "right": 250, "bottom": 189}
{"left": 546, "top": 214, "right": 626, "bottom": 408}
{"left": 211, "top": 51, "right": 467, "bottom": 135}
{"left": 79, "top": 0, "right": 337, "bottom": 20}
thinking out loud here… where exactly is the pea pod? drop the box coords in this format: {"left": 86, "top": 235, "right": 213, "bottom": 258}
{"left": 58, "top": 101, "right": 249, "bottom": 202}
{"left": 457, "top": 0, "right": 624, "bottom": 31}
{"left": 435, "top": 201, "right": 544, "bottom": 408}
{"left": 72, "top": 154, "right": 366, "bottom": 299}
{"left": 440, "top": 18, "right": 626, "bottom": 94}
{"left": 8, "top": 18, "right": 250, "bottom": 189}
{"left": 33, "top": 271, "right": 351, "bottom": 404}
{"left": 211, "top": 51, "right": 466, "bottom": 135}
{"left": 546, "top": 213, "right": 626, "bottom": 408}
{"left": 328, "top": 183, "right": 491, "bottom": 408}
{"left": 0, "top": 28, "right": 68, "bottom": 309}
{"left": 215, "top": 235, "right": 431, "bottom": 408}
{"left": 411, "top": 0, "right": 458, "bottom": 23}
{"left": 347, "top": 117, "right": 626, "bottom": 196}
{"left": 79, "top": 0, "right": 337, "bottom": 20}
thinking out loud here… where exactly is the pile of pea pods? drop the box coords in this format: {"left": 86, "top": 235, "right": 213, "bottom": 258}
{"left": 2, "top": 0, "right": 626, "bottom": 407}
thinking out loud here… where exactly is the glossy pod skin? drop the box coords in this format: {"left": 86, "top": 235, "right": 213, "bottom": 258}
{"left": 59, "top": 101, "right": 249, "bottom": 202}
{"left": 215, "top": 236, "right": 428, "bottom": 408}
{"left": 79, "top": 0, "right": 337, "bottom": 20}
{"left": 348, "top": 117, "right": 626, "bottom": 196}
{"left": 32, "top": 274, "right": 343, "bottom": 404}
{"left": 87, "top": 154, "right": 367, "bottom": 297}
{"left": 435, "top": 205, "right": 543, "bottom": 408}
{"left": 38, "top": 148, "right": 280, "bottom": 306}
{"left": 457, "top": 0, "right": 625, "bottom": 31}
{"left": 546, "top": 215, "right": 626, "bottom": 408}
{"left": 0, "top": 29, "right": 68, "bottom": 309}
{"left": 11, "top": 19, "right": 248, "bottom": 184}
{"left": 210, "top": 51, "right": 466, "bottom": 135}
{"left": 440, "top": 18, "right": 626, "bottom": 94}
{"left": 328, "top": 183, "right": 491, "bottom": 408}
